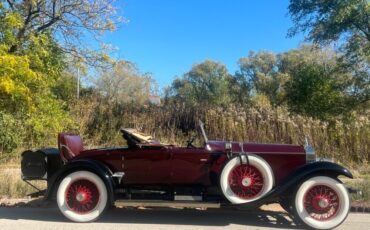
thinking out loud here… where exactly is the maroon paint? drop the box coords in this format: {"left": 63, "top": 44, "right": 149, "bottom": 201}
{"left": 73, "top": 140, "right": 306, "bottom": 186}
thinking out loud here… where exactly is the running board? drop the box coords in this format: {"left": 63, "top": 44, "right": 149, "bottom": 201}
{"left": 114, "top": 200, "right": 220, "bottom": 209}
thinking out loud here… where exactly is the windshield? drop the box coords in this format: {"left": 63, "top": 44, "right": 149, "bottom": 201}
{"left": 199, "top": 120, "right": 208, "bottom": 143}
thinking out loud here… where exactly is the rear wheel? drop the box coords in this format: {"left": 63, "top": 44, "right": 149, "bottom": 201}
{"left": 293, "top": 176, "right": 350, "bottom": 229}
{"left": 220, "top": 155, "right": 274, "bottom": 204}
{"left": 57, "top": 170, "right": 108, "bottom": 222}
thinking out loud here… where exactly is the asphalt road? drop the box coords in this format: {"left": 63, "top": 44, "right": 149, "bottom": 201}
{"left": 0, "top": 207, "right": 368, "bottom": 230}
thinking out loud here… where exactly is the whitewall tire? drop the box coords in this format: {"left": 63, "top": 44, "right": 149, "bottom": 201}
{"left": 294, "top": 176, "right": 350, "bottom": 229}
{"left": 220, "top": 155, "right": 274, "bottom": 204}
{"left": 57, "top": 170, "right": 108, "bottom": 222}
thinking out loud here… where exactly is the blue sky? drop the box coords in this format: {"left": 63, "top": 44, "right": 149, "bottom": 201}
{"left": 103, "top": 0, "right": 305, "bottom": 88}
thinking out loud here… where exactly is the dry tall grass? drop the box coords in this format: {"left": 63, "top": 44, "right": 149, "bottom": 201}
{"left": 0, "top": 167, "right": 46, "bottom": 198}
{"left": 73, "top": 99, "right": 369, "bottom": 166}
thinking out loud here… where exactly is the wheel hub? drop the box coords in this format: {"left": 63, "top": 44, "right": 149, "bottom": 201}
{"left": 318, "top": 198, "right": 329, "bottom": 209}
{"left": 76, "top": 192, "right": 87, "bottom": 202}
{"left": 242, "top": 177, "right": 252, "bottom": 187}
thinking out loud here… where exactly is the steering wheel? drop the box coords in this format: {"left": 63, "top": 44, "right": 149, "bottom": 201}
{"left": 186, "top": 135, "right": 196, "bottom": 148}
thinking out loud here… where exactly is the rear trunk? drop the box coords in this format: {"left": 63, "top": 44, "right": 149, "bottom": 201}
{"left": 21, "top": 148, "right": 63, "bottom": 180}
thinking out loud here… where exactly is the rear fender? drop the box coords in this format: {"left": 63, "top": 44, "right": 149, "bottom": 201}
{"left": 45, "top": 159, "right": 116, "bottom": 205}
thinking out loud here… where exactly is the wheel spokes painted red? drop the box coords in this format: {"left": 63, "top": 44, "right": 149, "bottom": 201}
{"left": 228, "top": 165, "right": 264, "bottom": 199}
{"left": 65, "top": 179, "right": 100, "bottom": 214}
{"left": 303, "top": 185, "right": 340, "bottom": 221}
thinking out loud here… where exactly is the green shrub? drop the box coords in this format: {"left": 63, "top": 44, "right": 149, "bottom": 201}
{"left": 0, "top": 112, "right": 25, "bottom": 153}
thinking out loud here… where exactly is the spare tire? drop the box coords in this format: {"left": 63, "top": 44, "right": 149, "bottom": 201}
{"left": 220, "top": 155, "right": 274, "bottom": 204}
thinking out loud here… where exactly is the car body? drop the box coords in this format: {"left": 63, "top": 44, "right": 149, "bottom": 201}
{"left": 21, "top": 121, "right": 353, "bottom": 229}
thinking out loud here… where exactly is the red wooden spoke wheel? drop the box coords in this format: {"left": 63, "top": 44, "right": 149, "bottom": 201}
{"left": 66, "top": 179, "right": 100, "bottom": 214}
{"left": 303, "top": 185, "right": 340, "bottom": 221}
{"left": 294, "top": 176, "right": 350, "bottom": 230}
{"left": 228, "top": 165, "right": 264, "bottom": 199}
{"left": 220, "top": 155, "right": 274, "bottom": 204}
{"left": 57, "top": 171, "right": 108, "bottom": 222}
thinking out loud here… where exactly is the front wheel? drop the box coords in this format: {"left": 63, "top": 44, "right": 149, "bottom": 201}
{"left": 57, "top": 170, "right": 108, "bottom": 222}
{"left": 293, "top": 176, "right": 350, "bottom": 230}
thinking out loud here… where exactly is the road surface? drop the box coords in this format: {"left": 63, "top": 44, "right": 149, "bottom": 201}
{"left": 0, "top": 206, "right": 368, "bottom": 230}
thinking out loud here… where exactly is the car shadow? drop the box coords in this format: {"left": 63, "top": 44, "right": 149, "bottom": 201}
{"left": 0, "top": 206, "right": 298, "bottom": 229}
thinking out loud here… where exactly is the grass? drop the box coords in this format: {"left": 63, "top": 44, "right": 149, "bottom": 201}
{"left": 344, "top": 164, "right": 370, "bottom": 203}
{"left": 0, "top": 166, "right": 46, "bottom": 199}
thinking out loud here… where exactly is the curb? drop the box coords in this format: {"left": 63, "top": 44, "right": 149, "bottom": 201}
{"left": 351, "top": 206, "right": 370, "bottom": 213}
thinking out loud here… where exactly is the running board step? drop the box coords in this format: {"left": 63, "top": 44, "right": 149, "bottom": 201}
{"left": 114, "top": 200, "right": 220, "bottom": 209}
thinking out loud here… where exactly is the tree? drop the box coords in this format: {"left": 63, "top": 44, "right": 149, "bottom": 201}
{"left": 228, "top": 71, "right": 252, "bottom": 106}
{"left": 0, "top": 41, "right": 74, "bottom": 149}
{"left": 288, "top": 0, "right": 370, "bottom": 110}
{"left": 96, "top": 60, "right": 153, "bottom": 105}
{"left": 282, "top": 45, "right": 353, "bottom": 119}
{"left": 1, "top": 0, "right": 122, "bottom": 63}
{"left": 238, "top": 51, "right": 289, "bottom": 106}
{"left": 0, "top": 6, "right": 75, "bottom": 151}
{"left": 169, "top": 60, "right": 232, "bottom": 107}
{"left": 288, "top": 0, "right": 369, "bottom": 54}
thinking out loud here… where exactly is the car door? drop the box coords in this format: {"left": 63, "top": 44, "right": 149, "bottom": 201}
{"left": 122, "top": 146, "right": 171, "bottom": 184}
{"left": 170, "top": 147, "right": 212, "bottom": 185}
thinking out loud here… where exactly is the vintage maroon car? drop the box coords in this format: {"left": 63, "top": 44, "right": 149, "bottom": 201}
{"left": 21, "top": 121, "right": 353, "bottom": 229}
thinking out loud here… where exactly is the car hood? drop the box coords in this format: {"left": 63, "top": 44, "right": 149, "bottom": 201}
{"left": 206, "top": 140, "right": 305, "bottom": 154}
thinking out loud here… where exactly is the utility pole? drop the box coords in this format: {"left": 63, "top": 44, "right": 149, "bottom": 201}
{"left": 77, "top": 67, "right": 80, "bottom": 99}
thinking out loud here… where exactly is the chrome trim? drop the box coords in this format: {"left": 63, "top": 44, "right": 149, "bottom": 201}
{"left": 317, "top": 157, "right": 334, "bottom": 163}
{"left": 199, "top": 120, "right": 208, "bottom": 143}
{"left": 304, "top": 137, "right": 316, "bottom": 163}
{"left": 112, "top": 172, "right": 125, "bottom": 184}
{"left": 225, "top": 142, "right": 232, "bottom": 151}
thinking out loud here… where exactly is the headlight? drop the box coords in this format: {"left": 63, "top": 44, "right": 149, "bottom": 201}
{"left": 305, "top": 144, "right": 315, "bottom": 163}
{"left": 225, "top": 142, "right": 232, "bottom": 151}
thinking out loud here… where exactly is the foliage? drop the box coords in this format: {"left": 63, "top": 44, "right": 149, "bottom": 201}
{"left": 169, "top": 60, "right": 233, "bottom": 107}
{"left": 0, "top": 111, "right": 24, "bottom": 152}
{"left": 238, "top": 51, "right": 288, "bottom": 106}
{"left": 281, "top": 46, "right": 354, "bottom": 119}
{"left": 1, "top": 0, "right": 122, "bottom": 61}
{"left": 285, "top": 63, "right": 348, "bottom": 119}
{"left": 288, "top": 0, "right": 370, "bottom": 54}
{"left": 52, "top": 73, "right": 77, "bottom": 104}
{"left": 0, "top": 10, "right": 75, "bottom": 152}
{"left": 96, "top": 60, "right": 153, "bottom": 105}
{"left": 288, "top": 0, "right": 370, "bottom": 107}
{"left": 0, "top": 44, "right": 75, "bottom": 149}
{"left": 236, "top": 45, "right": 362, "bottom": 120}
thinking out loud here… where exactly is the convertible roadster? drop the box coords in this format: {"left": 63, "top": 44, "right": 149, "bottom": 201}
{"left": 21, "top": 121, "right": 353, "bottom": 229}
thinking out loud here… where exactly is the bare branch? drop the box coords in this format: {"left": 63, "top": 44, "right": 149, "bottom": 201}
{"left": 4, "top": 0, "right": 123, "bottom": 65}
{"left": 6, "top": 0, "right": 15, "bottom": 10}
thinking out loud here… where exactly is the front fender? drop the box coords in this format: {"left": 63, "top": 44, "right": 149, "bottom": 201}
{"left": 286, "top": 160, "right": 352, "bottom": 180}
{"left": 45, "top": 159, "right": 115, "bottom": 205}
{"left": 274, "top": 160, "right": 353, "bottom": 194}
{"left": 232, "top": 161, "right": 353, "bottom": 208}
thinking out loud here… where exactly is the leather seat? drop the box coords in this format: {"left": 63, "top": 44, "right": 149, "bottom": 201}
{"left": 58, "top": 133, "right": 84, "bottom": 162}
